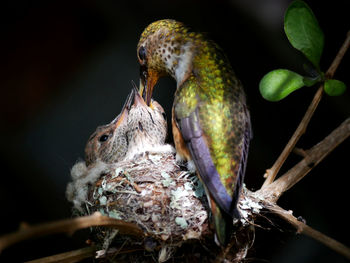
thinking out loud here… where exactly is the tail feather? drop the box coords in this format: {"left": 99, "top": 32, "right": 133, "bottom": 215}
{"left": 210, "top": 197, "right": 233, "bottom": 246}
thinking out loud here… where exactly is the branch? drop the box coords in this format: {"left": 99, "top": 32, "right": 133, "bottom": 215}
{"left": 0, "top": 212, "right": 143, "bottom": 253}
{"left": 264, "top": 202, "right": 350, "bottom": 260}
{"left": 26, "top": 246, "right": 96, "bottom": 263}
{"left": 258, "top": 117, "right": 350, "bottom": 202}
{"left": 326, "top": 31, "right": 350, "bottom": 78}
{"left": 262, "top": 30, "right": 350, "bottom": 187}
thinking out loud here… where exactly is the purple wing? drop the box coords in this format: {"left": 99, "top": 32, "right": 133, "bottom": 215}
{"left": 178, "top": 109, "right": 232, "bottom": 215}
{"left": 231, "top": 106, "right": 252, "bottom": 217}
{"left": 178, "top": 107, "right": 251, "bottom": 217}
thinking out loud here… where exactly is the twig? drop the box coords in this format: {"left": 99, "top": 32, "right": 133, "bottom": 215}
{"left": 25, "top": 246, "right": 96, "bottom": 263}
{"left": 326, "top": 31, "right": 350, "bottom": 78}
{"left": 258, "top": 117, "right": 350, "bottom": 202}
{"left": 0, "top": 212, "right": 143, "bottom": 253}
{"left": 25, "top": 246, "right": 146, "bottom": 263}
{"left": 292, "top": 147, "right": 308, "bottom": 158}
{"left": 265, "top": 202, "right": 350, "bottom": 260}
{"left": 262, "top": 86, "right": 323, "bottom": 186}
{"left": 262, "top": 30, "right": 350, "bottom": 187}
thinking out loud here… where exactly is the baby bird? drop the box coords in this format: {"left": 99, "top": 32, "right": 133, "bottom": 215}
{"left": 84, "top": 87, "right": 170, "bottom": 166}
{"left": 84, "top": 92, "right": 133, "bottom": 167}
{"left": 124, "top": 87, "right": 170, "bottom": 160}
{"left": 69, "top": 87, "right": 170, "bottom": 212}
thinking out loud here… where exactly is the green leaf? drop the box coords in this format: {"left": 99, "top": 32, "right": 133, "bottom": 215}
{"left": 324, "top": 79, "right": 347, "bottom": 96}
{"left": 259, "top": 69, "right": 304, "bottom": 101}
{"left": 284, "top": 0, "right": 324, "bottom": 68}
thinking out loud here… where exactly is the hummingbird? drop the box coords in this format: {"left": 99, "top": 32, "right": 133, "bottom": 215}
{"left": 85, "top": 86, "right": 168, "bottom": 166}
{"left": 124, "top": 85, "right": 170, "bottom": 160}
{"left": 84, "top": 91, "right": 133, "bottom": 167}
{"left": 137, "top": 19, "right": 252, "bottom": 245}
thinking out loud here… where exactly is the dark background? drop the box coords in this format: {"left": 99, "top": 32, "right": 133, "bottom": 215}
{"left": 1, "top": 0, "right": 349, "bottom": 262}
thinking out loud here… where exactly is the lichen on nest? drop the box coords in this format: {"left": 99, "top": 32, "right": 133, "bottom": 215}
{"left": 67, "top": 150, "right": 210, "bottom": 247}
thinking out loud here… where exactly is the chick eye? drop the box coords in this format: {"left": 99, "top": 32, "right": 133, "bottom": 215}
{"left": 138, "top": 46, "right": 147, "bottom": 62}
{"left": 138, "top": 121, "right": 144, "bottom": 132}
{"left": 99, "top": 134, "right": 109, "bottom": 142}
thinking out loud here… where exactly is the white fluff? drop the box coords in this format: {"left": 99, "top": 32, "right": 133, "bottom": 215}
{"left": 123, "top": 143, "right": 175, "bottom": 161}
{"left": 66, "top": 160, "right": 108, "bottom": 211}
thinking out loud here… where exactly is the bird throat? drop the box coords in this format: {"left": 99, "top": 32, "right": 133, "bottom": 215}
{"left": 172, "top": 42, "right": 194, "bottom": 86}
{"left": 153, "top": 32, "right": 194, "bottom": 86}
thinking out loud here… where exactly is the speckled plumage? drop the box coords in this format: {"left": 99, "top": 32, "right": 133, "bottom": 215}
{"left": 85, "top": 104, "right": 129, "bottom": 167}
{"left": 137, "top": 19, "right": 251, "bottom": 245}
{"left": 85, "top": 88, "right": 169, "bottom": 166}
{"left": 124, "top": 90, "right": 169, "bottom": 160}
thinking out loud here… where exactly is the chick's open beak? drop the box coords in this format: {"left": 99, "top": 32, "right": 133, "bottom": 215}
{"left": 133, "top": 85, "right": 148, "bottom": 108}
{"left": 111, "top": 88, "right": 135, "bottom": 127}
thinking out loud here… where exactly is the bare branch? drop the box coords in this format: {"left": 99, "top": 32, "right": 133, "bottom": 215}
{"left": 0, "top": 212, "right": 143, "bottom": 253}
{"left": 262, "top": 30, "right": 350, "bottom": 187}
{"left": 258, "top": 118, "right": 350, "bottom": 202}
{"left": 264, "top": 202, "right": 350, "bottom": 260}
{"left": 326, "top": 30, "right": 350, "bottom": 78}
{"left": 262, "top": 86, "right": 323, "bottom": 186}
{"left": 26, "top": 246, "right": 96, "bottom": 263}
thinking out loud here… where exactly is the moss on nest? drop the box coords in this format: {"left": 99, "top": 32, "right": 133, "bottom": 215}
{"left": 67, "top": 150, "right": 224, "bottom": 261}
{"left": 67, "top": 150, "right": 259, "bottom": 262}
{"left": 87, "top": 151, "right": 209, "bottom": 243}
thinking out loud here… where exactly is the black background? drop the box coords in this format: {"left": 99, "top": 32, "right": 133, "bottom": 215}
{"left": 1, "top": 0, "right": 349, "bottom": 262}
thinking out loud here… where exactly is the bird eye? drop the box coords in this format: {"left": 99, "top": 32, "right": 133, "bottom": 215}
{"left": 99, "top": 134, "right": 109, "bottom": 142}
{"left": 138, "top": 121, "right": 144, "bottom": 132}
{"left": 138, "top": 46, "right": 147, "bottom": 62}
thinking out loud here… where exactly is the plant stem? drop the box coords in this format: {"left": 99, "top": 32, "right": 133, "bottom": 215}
{"left": 26, "top": 247, "right": 96, "bottom": 263}
{"left": 259, "top": 117, "right": 350, "bottom": 201}
{"left": 262, "top": 85, "right": 323, "bottom": 187}
{"left": 0, "top": 212, "right": 143, "bottom": 253}
{"left": 326, "top": 31, "right": 350, "bottom": 78}
{"left": 262, "top": 30, "right": 350, "bottom": 187}
{"left": 265, "top": 203, "right": 350, "bottom": 260}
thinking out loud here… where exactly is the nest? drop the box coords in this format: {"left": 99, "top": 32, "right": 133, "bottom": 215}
{"left": 67, "top": 150, "right": 221, "bottom": 261}
{"left": 88, "top": 151, "right": 209, "bottom": 241}
{"left": 66, "top": 148, "right": 260, "bottom": 262}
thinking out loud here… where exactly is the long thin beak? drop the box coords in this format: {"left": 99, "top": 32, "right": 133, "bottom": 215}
{"left": 140, "top": 65, "right": 147, "bottom": 99}
{"left": 111, "top": 89, "right": 135, "bottom": 127}
{"left": 133, "top": 84, "right": 148, "bottom": 107}
{"left": 140, "top": 66, "right": 158, "bottom": 106}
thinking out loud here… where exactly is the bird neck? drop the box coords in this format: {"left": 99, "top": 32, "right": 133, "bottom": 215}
{"left": 171, "top": 41, "right": 194, "bottom": 86}
{"left": 170, "top": 36, "right": 230, "bottom": 93}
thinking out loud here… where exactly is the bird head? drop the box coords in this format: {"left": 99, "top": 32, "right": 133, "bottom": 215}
{"left": 84, "top": 86, "right": 168, "bottom": 166}
{"left": 84, "top": 90, "right": 134, "bottom": 166}
{"left": 137, "top": 19, "right": 195, "bottom": 105}
{"left": 125, "top": 85, "right": 168, "bottom": 159}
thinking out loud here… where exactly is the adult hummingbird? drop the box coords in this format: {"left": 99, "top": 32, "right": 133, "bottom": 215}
{"left": 137, "top": 19, "right": 251, "bottom": 245}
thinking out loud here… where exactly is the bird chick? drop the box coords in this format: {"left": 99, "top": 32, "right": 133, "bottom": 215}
{"left": 124, "top": 87, "right": 172, "bottom": 160}
{"left": 69, "top": 87, "right": 171, "bottom": 211}
{"left": 84, "top": 92, "right": 133, "bottom": 167}
{"left": 84, "top": 87, "right": 171, "bottom": 167}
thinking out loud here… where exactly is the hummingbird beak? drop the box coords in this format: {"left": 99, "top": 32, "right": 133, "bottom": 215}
{"left": 111, "top": 89, "right": 135, "bottom": 127}
{"left": 139, "top": 65, "right": 147, "bottom": 98}
{"left": 140, "top": 65, "right": 159, "bottom": 106}
{"left": 131, "top": 80, "right": 148, "bottom": 108}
